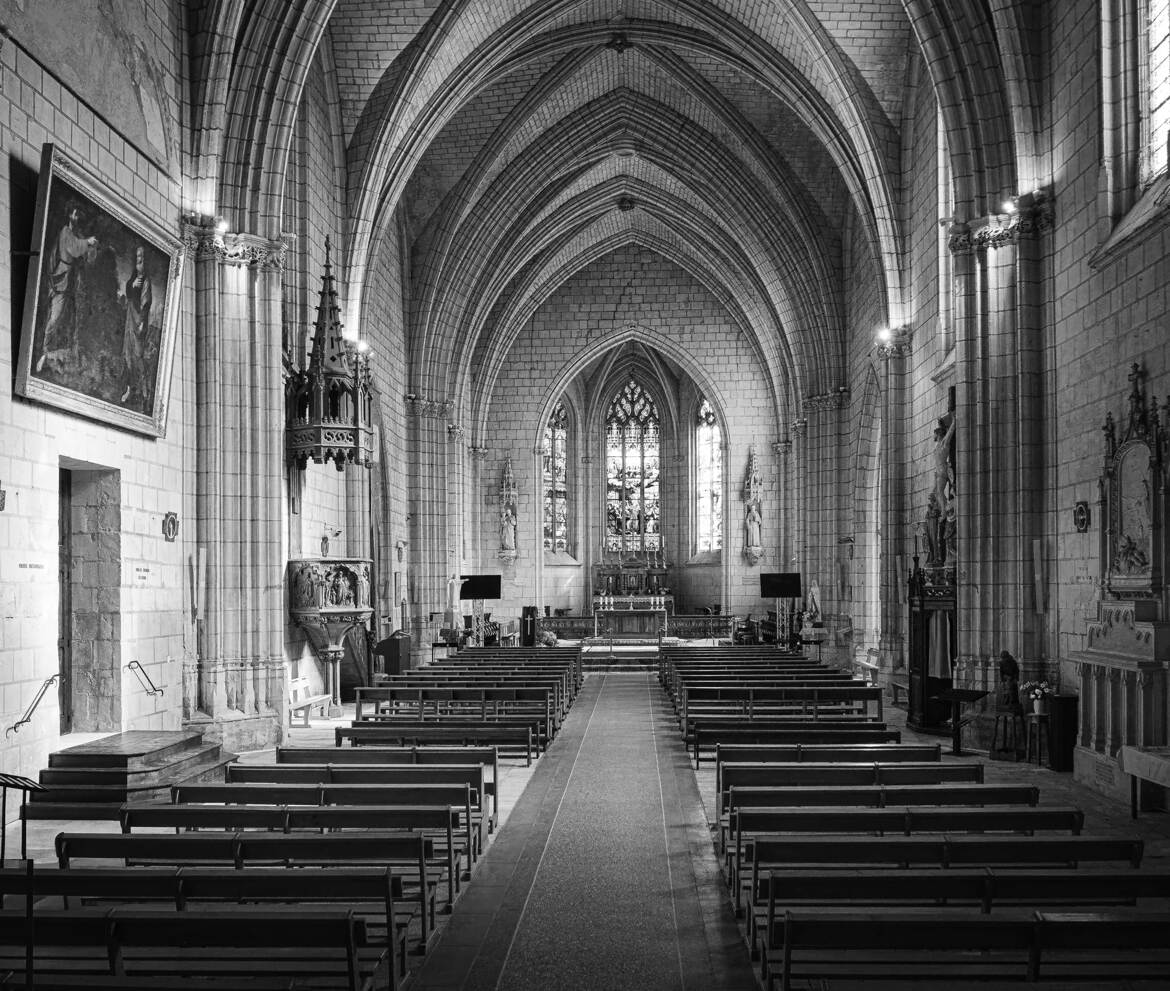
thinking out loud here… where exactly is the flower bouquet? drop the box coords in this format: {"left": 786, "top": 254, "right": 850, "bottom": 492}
{"left": 1021, "top": 680, "right": 1053, "bottom": 715}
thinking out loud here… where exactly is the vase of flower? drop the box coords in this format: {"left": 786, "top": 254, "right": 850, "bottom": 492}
{"left": 1022, "top": 680, "right": 1053, "bottom": 717}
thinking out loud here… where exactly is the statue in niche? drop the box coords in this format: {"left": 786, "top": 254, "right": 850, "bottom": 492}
{"left": 356, "top": 564, "right": 370, "bottom": 608}
{"left": 923, "top": 493, "right": 944, "bottom": 567}
{"left": 328, "top": 569, "right": 354, "bottom": 607}
{"left": 742, "top": 447, "right": 764, "bottom": 565}
{"left": 498, "top": 458, "right": 519, "bottom": 560}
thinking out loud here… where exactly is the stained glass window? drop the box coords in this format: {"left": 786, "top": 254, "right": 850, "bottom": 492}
{"left": 605, "top": 380, "right": 660, "bottom": 553}
{"left": 542, "top": 401, "right": 569, "bottom": 551}
{"left": 695, "top": 397, "right": 722, "bottom": 552}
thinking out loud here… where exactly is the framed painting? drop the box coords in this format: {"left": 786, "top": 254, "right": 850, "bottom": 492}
{"left": 15, "top": 143, "right": 183, "bottom": 437}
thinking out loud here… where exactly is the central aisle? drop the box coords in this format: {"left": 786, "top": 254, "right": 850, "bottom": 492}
{"left": 409, "top": 673, "right": 756, "bottom": 991}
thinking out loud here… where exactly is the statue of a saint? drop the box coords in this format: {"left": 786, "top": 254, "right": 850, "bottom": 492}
{"left": 923, "top": 494, "right": 943, "bottom": 567}
{"left": 500, "top": 505, "right": 517, "bottom": 551}
{"left": 745, "top": 502, "right": 762, "bottom": 547}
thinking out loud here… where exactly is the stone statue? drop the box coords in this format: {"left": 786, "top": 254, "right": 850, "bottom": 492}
{"left": 923, "top": 493, "right": 943, "bottom": 567}
{"left": 943, "top": 505, "right": 957, "bottom": 564}
{"left": 356, "top": 564, "right": 370, "bottom": 608}
{"left": 500, "top": 505, "right": 517, "bottom": 551}
{"left": 745, "top": 502, "right": 762, "bottom": 548}
{"left": 930, "top": 412, "right": 956, "bottom": 516}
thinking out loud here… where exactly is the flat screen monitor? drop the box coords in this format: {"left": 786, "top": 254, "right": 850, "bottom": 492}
{"left": 459, "top": 574, "right": 501, "bottom": 600}
{"left": 760, "top": 572, "right": 802, "bottom": 598}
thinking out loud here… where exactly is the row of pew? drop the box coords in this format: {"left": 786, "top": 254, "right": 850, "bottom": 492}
{"left": 2, "top": 646, "right": 581, "bottom": 990}
{"left": 662, "top": 645, "right": 1170, "bottom": 990}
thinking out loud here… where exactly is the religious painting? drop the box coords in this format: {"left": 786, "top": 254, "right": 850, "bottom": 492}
{"left": 1113, "top": 442, "right": 1153, "bottom": 576}
{"left": 15, "top": 143, "right": 183, "bottom": 437}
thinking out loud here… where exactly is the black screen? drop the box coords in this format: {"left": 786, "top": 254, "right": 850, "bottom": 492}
{"left": 760, "top": 572, "right": 802, "bottom": 598}
{"left": 459, "top": 574, "right": 502, "bottom": 600}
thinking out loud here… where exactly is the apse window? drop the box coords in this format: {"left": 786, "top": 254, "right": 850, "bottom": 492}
{"left": 605, "top": 380, "right": 661, "bottom": 553}
{"left": 695, "top": 397, "right": 722, "bottom": 552}
{"left": 542, "top": 400, "right": 570, "bottom": 552}
{"left": 1142, "top": 0, "right": 1170, "bottom": 182}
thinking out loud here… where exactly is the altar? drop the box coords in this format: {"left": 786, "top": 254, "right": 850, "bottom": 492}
{"left": 593, "top": 607, "right": 669, "bottom": 637}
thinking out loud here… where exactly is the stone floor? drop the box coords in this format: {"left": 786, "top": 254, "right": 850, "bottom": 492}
{"left": 7, "top": 673, "right": 1170, "bottom": 991}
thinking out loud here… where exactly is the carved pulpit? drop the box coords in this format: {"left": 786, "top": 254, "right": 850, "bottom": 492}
{"left": 289, "top": 558, "right": 374, "bottom": 716}
{"left": 1072, "top": 364, "right": 1169, "bottom": 802}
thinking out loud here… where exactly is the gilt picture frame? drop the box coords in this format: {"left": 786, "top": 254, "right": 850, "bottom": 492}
{"left": 15, "top": 143, "right": 183, "bottom": 437}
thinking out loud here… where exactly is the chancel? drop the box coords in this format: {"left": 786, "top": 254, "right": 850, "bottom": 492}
{"left": 1, "top": 2, "right": 1170, "bottom": 989}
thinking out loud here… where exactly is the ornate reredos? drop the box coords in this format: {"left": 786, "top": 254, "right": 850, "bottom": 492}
{"left": 1101, "top": 363, "right": 1168, "bottom": 600}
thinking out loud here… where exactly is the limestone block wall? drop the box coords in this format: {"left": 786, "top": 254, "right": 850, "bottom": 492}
{"left": 1049, "top": 0, "right": 1170, "bottom": 695}
{"left": 0, "top": 15, "right": 188, "bottom": 792}
{"left": 474, "top": 246, "right": 779, "bottom": 629}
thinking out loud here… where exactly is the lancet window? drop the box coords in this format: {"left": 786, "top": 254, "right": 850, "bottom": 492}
{"left": 604, "top": 380, "right": 660, "bottom": 553}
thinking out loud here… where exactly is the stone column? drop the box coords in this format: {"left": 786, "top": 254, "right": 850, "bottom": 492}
{"left": 801, "top": 389, "right": 850, "bottom": 622}
{"left": 771, "top": 439, "right": 792, "bottom": 569}
{"left": 877, "top": 329, "right": 913, "bottom": 672}
{"left": 185, "top": 221, "right": 289, "bottom": 749}
{"left": 789, "top": 421, "right": 808, "bottom": 571}
{"left": 406, "top": 395, "right": 455, "bottom": 660}
{"left": 579, "top": 453, "right": 595, "bottom": 613}
{"left": 949, "top": 194, "right": 1053, "bottom": 668}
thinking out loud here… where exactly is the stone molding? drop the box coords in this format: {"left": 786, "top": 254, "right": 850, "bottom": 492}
{"left": 791, "top": 419, "right": 808, "bottom": 438}
{"left": 469, "top": 446, "right": 489, "bottom": 460}
{"left": 182, "top": 223, "right": 289, "bottom": 270}
{"left": 447, "top": 423, "right": 465, "bottom": 441}
{"left": 772, "top": 439, "right": 792, "bottom": 456}
{"left": 405, "top": 394, "right": 454, "bottom": 418}
{"left": 802, "top": 388, "right": 850, "bottom": 412}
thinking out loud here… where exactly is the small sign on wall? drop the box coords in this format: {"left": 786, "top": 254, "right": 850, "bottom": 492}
{"left": 1, "top": 553, "right": 53, "bottom": 582}
{"left": 133, "top": 565, "right": 153, "bottom": 587}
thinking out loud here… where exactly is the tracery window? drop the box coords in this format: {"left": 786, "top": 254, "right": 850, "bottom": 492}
{"left": 542, "top": 401, "right": 569, "bottom": 552}
{"left": 1141, "top": 0, "right": 1170, "bottom": 182}
{"left": 605, "top": 380, "right": 660, "bottom": 553}
{"left": 695, "top": 397, "right": 722, "bottom": 552}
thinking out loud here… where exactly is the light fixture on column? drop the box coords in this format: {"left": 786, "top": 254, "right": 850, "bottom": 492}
{"left": 286, "top": 238, "right": 374, "bottom": 472}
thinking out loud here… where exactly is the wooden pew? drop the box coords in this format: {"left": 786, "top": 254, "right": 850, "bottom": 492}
{"left": 714, "top": 742, "right": 942, "bottom": 796}
{"left": 768, "top": 910, "right": 1170, "bottom": 991}
{"left": 0, "top": 907, "right": 379, "bottom": 991}
{"left": 735, "top": 835, "right": 1145, "bottom": 915}
{"left": 749, "top": 868, "right": 1170, "bottom": 975}
{"left": 225, "top": 762, "right": 493, "bottom": 840}
{"left": 0, "top": 863, "right": 407, "bottom": 988}
{"left": 680, "top": 684, "right": 884, "bottom": 728}
{"left": 336, "top": 723, "right": 536, "bottom": 765}
{"left": 120, "top": 802, "right": 465, "bottom": 904}
{"left": 356, "top": 683, "right": 565, "bottom": 728}
{"left": 727, "top": 805, "right": 1086, "bottom": 896}
{"left": 54, "top": 830, "right": 440, "bottom": 944}
{"left": 691, "top": 721, "right": 901, "bottom": 765}
{"left": 276, "top": 745, "right": 500, "bottom": 830}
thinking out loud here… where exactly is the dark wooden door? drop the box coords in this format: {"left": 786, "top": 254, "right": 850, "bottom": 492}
{"left": 58, "top": 468, "right": 72, "bottom": 734}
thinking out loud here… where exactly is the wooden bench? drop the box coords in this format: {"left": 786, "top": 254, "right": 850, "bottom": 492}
{"left": 336, "top": 723, "right": 536, "bottom": 765}
{"left": 120, "top": 802, "right": 465, "bottom": 904}
{"left": 288, "top": 675, "right": 332, "bottom": 728}
{"left": 691, "top": 722, "right": 902, "bottom": 765}
{"left": 0, "top": 863, "right": 408, "bottom": 988}
{"left": 225, "top": 761, "right": 494, "bottom": 840}
{"left": 0, "top": 906, "right": 379, "bottom": 991}
{"left": 767, "top": 910, "right": 1170, "bottom": 991}
{"left": 749, "top": 868, "right": 1170, "bottom": 975}
{"left": 736, "top": 835, "right": 1145, "bottom": 915}
{"left": 55, "top": 830, "right": 440, "bottom": 945}
{"left": 714, "top": 742, "right": 941, "bottom": 795}
{"left": 276, "top": 745, "right": 501, "bottom": 830}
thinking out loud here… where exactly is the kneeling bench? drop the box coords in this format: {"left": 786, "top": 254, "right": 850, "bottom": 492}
{"left": 289, "top": 676, "right": 332, "bottom": 728}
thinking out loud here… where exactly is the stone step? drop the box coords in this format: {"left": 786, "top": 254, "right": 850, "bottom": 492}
{"left": 38, "top": 742, "right": 230, "bottom": 788}
{"left": 48, "top": 730, "right": 207, "bottom": 770}
{"left": 23, "top": 752, "right": 236, "bottom": 821}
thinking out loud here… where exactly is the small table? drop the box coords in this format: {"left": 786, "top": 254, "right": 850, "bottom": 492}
{"left": 930, "top": 688, "right": 989, "bottom": 756}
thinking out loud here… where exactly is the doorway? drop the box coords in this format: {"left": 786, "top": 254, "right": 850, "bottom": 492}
{"left": 58, "top": 462, "right": 122, "bottom": 733}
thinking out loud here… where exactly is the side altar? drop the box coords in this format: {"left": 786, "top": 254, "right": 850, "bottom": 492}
{"left": 1071, "top": 365, "right": 1170, "bottom": 807}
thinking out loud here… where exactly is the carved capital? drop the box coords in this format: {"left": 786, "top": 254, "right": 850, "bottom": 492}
{"left": 447, "top": 423, "right": 465, "bottom": 441}
{"left": 790, "top": 419, "right": 808, "bottom": 438}
{"left": 182, "top": 222, "right": 289, "bottom": 270}
{"left": 405, "top": 394, "right": 455, "bottom": 418}
{"left": 947, "top": 221, "right": 973, "bottom": 255}
{"left": 876, "top": 327, "right": 914, "bottom": 360}
{"left": 803, "top": 388, "right": 850, "bottom": 413}
{"left": 966, "top": 191, "right": 1055, "bottom": 251}
{"left": 772, "top": 439, "right": 792, "bottom": 457}
{"left": 469, "top": 445, "right": 489, "bottom": 461}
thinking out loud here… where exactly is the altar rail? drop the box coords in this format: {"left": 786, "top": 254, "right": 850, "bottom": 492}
{"left": 538, "top": 615, "right": 733, "bottom": 642}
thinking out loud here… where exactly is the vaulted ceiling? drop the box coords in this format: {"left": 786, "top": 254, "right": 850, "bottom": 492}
{"left": 314, "top": 0, "right": 920, "bottom": 420}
